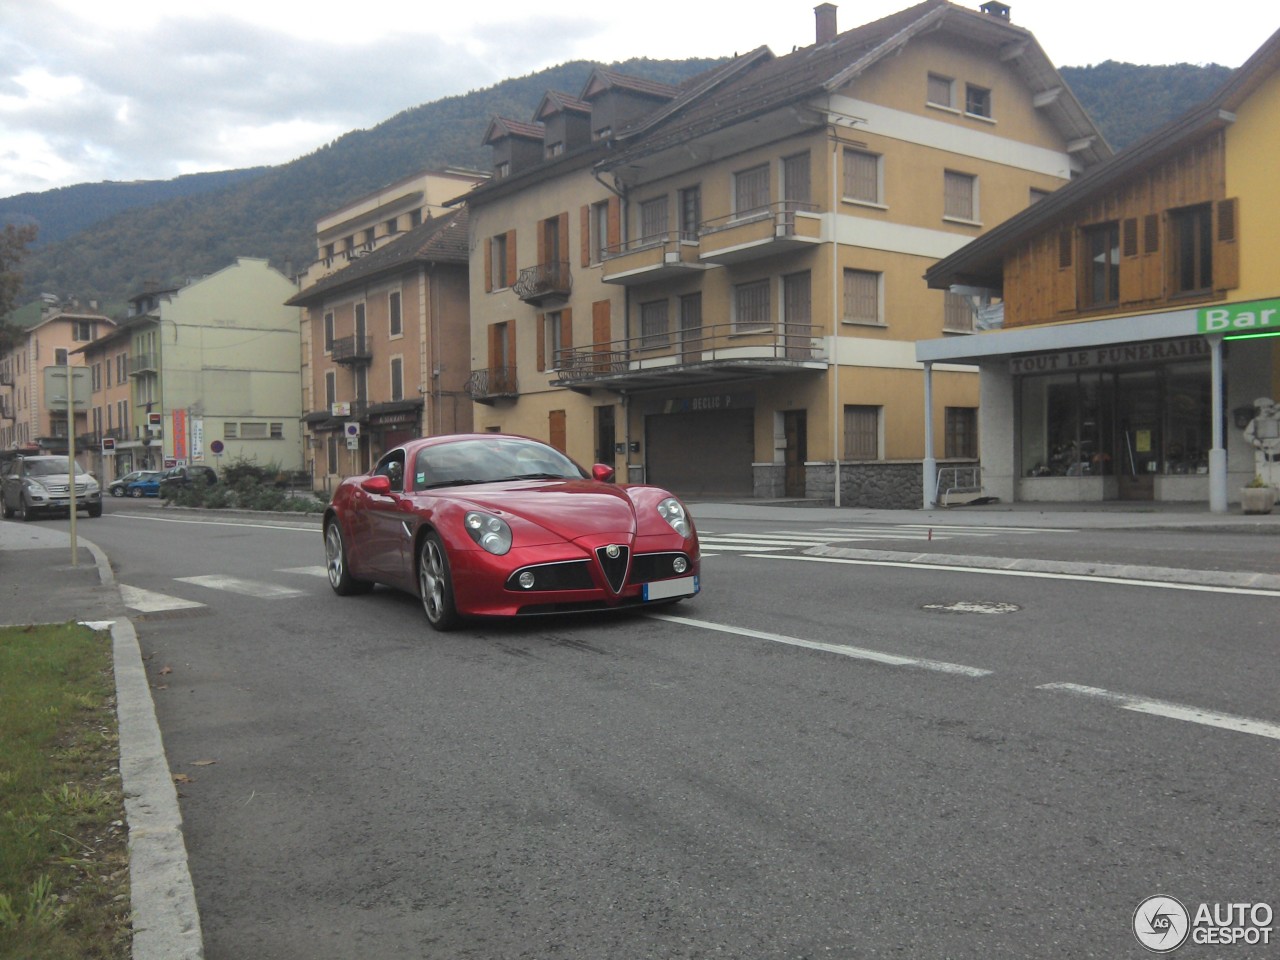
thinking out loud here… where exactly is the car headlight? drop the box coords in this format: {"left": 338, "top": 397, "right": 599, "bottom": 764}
{"left": 657, "top": 497, "right": 691, "bottom": 538}
{"left": 464, "top": 510, "right": 512, "bottom": 555}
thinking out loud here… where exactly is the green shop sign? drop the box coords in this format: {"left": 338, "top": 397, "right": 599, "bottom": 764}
{"left": 1197, "top": 298, "right": 1280, "bottom": 336}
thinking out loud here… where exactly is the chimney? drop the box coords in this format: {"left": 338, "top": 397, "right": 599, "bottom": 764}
{"left": 980, "top": 2, "right": 1011, "bottom": 19}
{"left": 815, "top": 3, "right": 837, "bottom": 44}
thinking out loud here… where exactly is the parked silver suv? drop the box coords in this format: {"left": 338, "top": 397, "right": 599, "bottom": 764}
{"left": 0, "top": 455, "right": 102, "bottom": 521}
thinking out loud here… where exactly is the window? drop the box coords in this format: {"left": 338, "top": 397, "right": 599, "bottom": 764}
{"left": 638, "top": 196, "right": 668, "bottom": 244}
{"left": 927, "top": 73, "right": 954, "bottom": 108}
{"left": 389, "top": 291, "right": 402, "bottom": 337}
{"left": 224, "top": 422, "right": 239, "bottom": 439}
{"left": 945, "top": 408, "right": 978, "bottom": 458}
{"left": 241, "top": 422, "right": 268, "bottom": 439}
{"left": 679, "top": 186, "right": 701, "bottom": 241}
{"left": 843, "top": 149, "right": 881, "bottom": 205}
{"left": 1171, "top": 203, "right": 1213, "bottom": 295}
{"left": 639, "top": 301, "right": 669, "bottom": 348}
{"left": 733, "top": 280, "right": 770, "bottom": 333}
{"left": 74, "top": 320, "right": 93, "bottom": 341}
{"left": 55, "top": 348, "right": 68, "bottom": 365}
{"left": 270, "top": 422, "right": 284, "bottom": 439}
{"left": 1083, "top": 222, "right": 1120, "bottom": 307}
{"left": 783, "top": 272, "right": 811, "bottom": 326}
{"left": 384, "top": 216, "right": 399, "bottom": 235}
{"left": 545, "top": 141, "right": 564, "bottom": 158}
{"left": 944, "top": 171, "right": 977, "bottom": 222}
{"left": 325, "top": 371, "right": 337, "bottom": 407}
{"left": 943, "top": 292, "right": 973, "bottom": 333}
{"left": 844, "top": 406, "right": 881, "bottom": 461}
{"left": 843, "top": 269, "right": 881, "bottom": 324}
{"left": 116, "top": 353, "right": 126, "bottom": 383}
{"left": 91, "top": 364, "right": 101, "bottom": 391}
{"left": 782, "top": 152, "right": 810, "bottom": 207}
{"left": 590, "top": 200, "right": 611, "bottom": 261}
{"left": 964, "top": 84, "right": 992, "bottom": 118}
{"left": 355, "top": 302, "right": 366, "bottom": 349}
{"left": 390, "top": 357, "right": 404, "bottom": 401}
{"left": 327, "top": 436, "right": 338, "bottom": 473}
{"left": 543, "top": 311, "right": 565, "bottom": 368}
{"left": 734, "top": 164, "right": 770, "bottom": 218}
{"left": 491, "top": 233, "right": 510, "bottom": 288}
{"left": 496, "top": 161, "right": 510, "bottom": 178}
{"left": 324, "top": 312, "right": 335, "bottom": 353}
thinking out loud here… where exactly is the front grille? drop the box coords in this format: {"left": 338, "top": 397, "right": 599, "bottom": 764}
{"left": 505, "top": 560, "right": 594, "bottom": 592}
{"left": 628, "top": 552, "right": 691, "bottom": 584}
{"left": 595, "top": 544, "right": 630, "bottom": 594}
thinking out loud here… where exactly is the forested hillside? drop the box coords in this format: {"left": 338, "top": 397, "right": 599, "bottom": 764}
{"left": 6, "top": 59, "right": 1236, "bottom": 308}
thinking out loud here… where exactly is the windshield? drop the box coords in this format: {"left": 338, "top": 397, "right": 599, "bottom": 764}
{"left": 25, "top": 458, "right": 88, "bottom": 477}
{"left": 412, "top": 438, "right": 586, "bottom": 490}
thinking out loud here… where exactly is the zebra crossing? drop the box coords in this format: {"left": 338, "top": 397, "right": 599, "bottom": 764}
{"left": 120, "top": 566, "right": 329, "bottom": 613}
{"left": 697, "top": 523, "right": 1072, "bottom": 556}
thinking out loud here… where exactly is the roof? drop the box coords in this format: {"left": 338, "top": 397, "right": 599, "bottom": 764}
{"left": 535, "top": 91, "right": 592, "bottom": 120}
{"left": 925, "top": 25, "right": 1280, "bottom": 292}
{"left": 483, "top": 117, "right": 545, "bottom": 145}
{"left": 286, "top": 208, "right": 469, "bottom": 306}
{"left": 580, "top": 68, "right": 681, "bottom": 102}
{"left": 603, "top": 0, "right": 1107, "bottom": 170}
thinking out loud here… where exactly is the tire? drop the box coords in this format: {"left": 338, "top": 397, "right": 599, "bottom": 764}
{"left": 87, "top": 504, "right": 102, "bottom": 518}
{"left": 325, "top": 520, "right": 372, "bottom": 596}
{"left": 111, "top": 487, "right": 124, "bottom": 497}
{"left": 129, "top": 487, "right": 143, "bottom": 498}
{"left": 17, "top": 497, "right": 33, "bottom": 522}
{"left": 418, "top": 532, "right": 459, "bottom": 631}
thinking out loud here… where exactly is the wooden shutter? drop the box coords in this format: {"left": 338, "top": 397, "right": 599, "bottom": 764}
{"left": 536, "top": 313, "right": 546, "bottom": 372}
{"left": 549, "top": 410, "right": 567, "bottom": 453}
{"left": 558, "top": 212, "right": 570, "bottom": 263}
{"left": 580, "top": 205, "right": 590, "bottom": 267}
{"left": 592, "top": 300, "right": 612, "bottom": 373}
{"left": 1214, "top": 197, "right": 1239, "bottom": 291}
{"left": 1119, "top": 218, "right": 1142, "bottom": 305}
{"left": 1055, "top": 230, "right": 1076, "bottom": 314}
{"left": 484, "top": 239, "right": 493, "bottom": 293}
{"left": 607, "top": 197, "right": 621, "bottom": 250}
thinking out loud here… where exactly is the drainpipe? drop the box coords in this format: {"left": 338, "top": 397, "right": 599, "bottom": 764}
{"left": 1208, "top": 334, "right": 1227, "bottom": 513}
{"left": 922, "top": 361, "right": 937, "bottom": 508}
{"left": 829, "top": 128, "right": 842, "bottom": 506}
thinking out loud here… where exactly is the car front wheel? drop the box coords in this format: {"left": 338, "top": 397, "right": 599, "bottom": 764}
{"left": 418, "top": 532, "right": 459, "bottom": 631}
{"left": 110, "top": 487, "right": 124, "bottom": 497}
{"left": 87, "top": 504, "right": 102, "bottom": 518}
{"left": 325, "top": 520, "right": 372, "bottom": 596}
{"left": 129, "top": 488, "right": 143, "bottom": 498}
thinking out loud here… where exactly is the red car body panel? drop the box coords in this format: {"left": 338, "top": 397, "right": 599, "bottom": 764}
{"left": 326, "top": 435, "right": 700, "bottom": 621}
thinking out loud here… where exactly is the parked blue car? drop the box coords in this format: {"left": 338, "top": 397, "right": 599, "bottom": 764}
{"left": 125, "top": 476, "right": 162, "bottom": 497}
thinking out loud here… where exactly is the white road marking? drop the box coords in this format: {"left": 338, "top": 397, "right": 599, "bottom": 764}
{"left": 119, "top": 584, "right": 205, "bottom": 612}
{"left": 1039, "top": 683, "right": 1280, "bottom": 741}
{"left": 278, "top": 566, "right": 330, "bottom": 578}
{"left": 746, "top": 553, "right": 1280, "bottom": 597}
{"left": 649, "top": 612, "right": 992, "bottom": 677}
{"left": 175, "top": 575, "right": 307, "bottom": 599}
{"left": 114, "top": 514, "right": 318, "bottom": 533}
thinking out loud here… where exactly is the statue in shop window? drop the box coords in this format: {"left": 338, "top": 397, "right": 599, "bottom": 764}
{"left": 1243, "top": 397, "right": 1280, "bottom": 485}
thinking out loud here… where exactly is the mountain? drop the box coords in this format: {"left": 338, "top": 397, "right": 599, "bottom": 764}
{"left": 5, "top": 59, "right": 1235, "bottom": 308}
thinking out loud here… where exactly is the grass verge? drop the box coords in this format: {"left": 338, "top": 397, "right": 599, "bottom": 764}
{"left": 0, "top": 622, "right": 130, "bottom": 960}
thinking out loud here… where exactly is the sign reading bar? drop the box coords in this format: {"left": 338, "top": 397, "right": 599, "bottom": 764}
{"left": 1198, "top": 297, "right": 1280, "bottom": 334}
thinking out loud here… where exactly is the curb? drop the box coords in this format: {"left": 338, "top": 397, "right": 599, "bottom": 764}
{"left": 81, "top": 536, "right": 205, "bottom": 960}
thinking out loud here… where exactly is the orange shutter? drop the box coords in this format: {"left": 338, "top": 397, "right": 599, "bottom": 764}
{"left": 592, "top": 300, "right": 612, "bottom": 373}
{"left": 558, "top": 212, "right": 570, "bottom": 263}
{"left": 549, "top": 409, "right": 567, "bottom": 452}
{"left": 536, "top": 313, "right": 546, "bottom": 372}
{"left": 607, "top": 197, "right": 621, "bottom": 250}
{"left": 1214, "top": 198, "right": 1239, "bottom": 292}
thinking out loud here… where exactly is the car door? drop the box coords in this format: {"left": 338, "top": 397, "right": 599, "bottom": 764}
{"left": 361, "top": 451, "right": 412, "bottom": 584}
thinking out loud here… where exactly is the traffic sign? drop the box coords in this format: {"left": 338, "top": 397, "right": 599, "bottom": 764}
{"left": 102, "top": 437, "right": 116, "bottom": 454}
{"left": 344, "top": 421, "right": 360, "bottom": 438}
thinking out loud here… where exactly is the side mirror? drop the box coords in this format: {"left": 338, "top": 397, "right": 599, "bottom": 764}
{"left": 591, "top": 463, "right": 615, "bottom": 483}
{"left": 361, "top": 475, "right": 392, "bottom": 495}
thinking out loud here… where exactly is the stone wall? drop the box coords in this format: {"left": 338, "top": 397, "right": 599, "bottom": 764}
{"left": 805, "top": 461, "right": 925, "bottom": 509}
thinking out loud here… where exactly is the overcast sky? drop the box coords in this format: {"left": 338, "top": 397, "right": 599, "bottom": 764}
{"left": 1, "top": 0, "right": 1271, "bottom": 199}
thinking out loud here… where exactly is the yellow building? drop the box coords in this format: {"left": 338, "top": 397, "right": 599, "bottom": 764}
{"left": 921, "top": 26, "right": 1280, "bottom": 510}
{"left": 460, "top": 1, "right": 1109, "bottom": 505}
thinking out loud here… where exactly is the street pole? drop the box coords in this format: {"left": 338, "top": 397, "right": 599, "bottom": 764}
{"left": 67, "top": 370, "right": 78, "bottom": 567}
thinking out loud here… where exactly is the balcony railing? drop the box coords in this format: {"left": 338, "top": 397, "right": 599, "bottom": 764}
{"left": 697, "top": 201, "right": 822, "bottom": 265}
{"left": 129, "top": 353, "right": 157, "bottom": 376}
{"left": 464, "top": 367, "right": 519, "bottom": 404}
{"left": 552, "top": 321, "right": 827, "bottom": 391}
{"left": 601, "top": 232, "right": 705, "bottom": 286}
{"left": 331, "top": 335, "right": 373, "bottom": 365}
{"left": 513, "top": 260, "right": 571, "bottom": 305}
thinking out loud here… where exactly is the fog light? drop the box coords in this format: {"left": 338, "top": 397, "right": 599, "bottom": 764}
{"left": 673, "top": 556, "right": 688, "bottom": 574}
{"left": 517, "top": 571, "right": 536, "bottom": 590}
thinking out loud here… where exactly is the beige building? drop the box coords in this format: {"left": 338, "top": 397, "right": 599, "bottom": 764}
{"left": 122, "top": 258, "right": 304, "bottom": 476}
{"left": 73, "top": 319, "right": 136, "bottom": 482}
{"left": 0, "top": 297, "right": 114, "bottom": 469}
{"left": 459, "top": 0, "right": 1111, "bottom": 505}
{"left": 289, "top": 207, "right": 475, "bottom": 491}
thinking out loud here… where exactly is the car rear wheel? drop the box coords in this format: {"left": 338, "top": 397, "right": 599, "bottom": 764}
{"left": 129, "top": 487, "right": 143, "bottom": 498}
{"left": 325, "top": 520, "right": 372, "bottom": 596}
{"left": 418, "top": 532, "right": 459, "bottom": 631}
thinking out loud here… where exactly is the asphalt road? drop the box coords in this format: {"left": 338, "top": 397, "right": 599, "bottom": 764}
{"left": 80, "top": 502, "right": 1280, "bottom": 959}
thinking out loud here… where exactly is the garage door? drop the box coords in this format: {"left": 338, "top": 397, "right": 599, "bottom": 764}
{"left": 645, "top": 408, "right": 753, "bottom": 498}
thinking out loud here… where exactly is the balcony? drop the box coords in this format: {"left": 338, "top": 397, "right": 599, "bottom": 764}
{"left": 698, "top": 201, "right": 822, "bottom": 266}
{"left": 552, "top": 321, "right": 827, "bottom": 391}
{"left": 601, "top": 232, "right": 708, "bottom": 286}
{"left": 464, "top": 367, "right": 519, "bottom": 405}
{"left": 129, "top": 353, "right": 158, "bottom": 376}
{"left": 331, "top": 335, "right": 372, "bottom": 365}
{"left": 513, "top": 260, "right": 571, "bottom": 306}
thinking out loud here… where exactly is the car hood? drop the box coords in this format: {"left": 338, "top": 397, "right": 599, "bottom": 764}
{"left": 446, "top": 480, "right": 639, "bottom": 544}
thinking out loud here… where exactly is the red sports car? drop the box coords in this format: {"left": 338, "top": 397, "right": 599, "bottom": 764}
{"left": 323, "top": 434, "right": 701, "bottom": 630}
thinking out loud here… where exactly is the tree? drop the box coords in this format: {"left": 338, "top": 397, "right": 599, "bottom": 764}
{"left": 1, "top": 223, "right": 38, "bottom": 320}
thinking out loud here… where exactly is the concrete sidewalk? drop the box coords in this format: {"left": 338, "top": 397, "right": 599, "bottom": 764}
{"left": 1, "top": 498, "right": 1277, "bottom": 960}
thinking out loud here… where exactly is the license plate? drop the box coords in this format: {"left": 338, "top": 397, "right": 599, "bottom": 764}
{"left": 643, "top": 575, "right": 699, "bottom": 602}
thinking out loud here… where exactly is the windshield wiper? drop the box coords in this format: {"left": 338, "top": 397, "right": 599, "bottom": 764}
{"left": 499, "top": 473, "right": 572, "bottom": 481}
{"left": 420, "top": 478, "right": 490, "bottom": 489}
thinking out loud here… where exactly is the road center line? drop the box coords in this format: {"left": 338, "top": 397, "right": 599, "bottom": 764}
{"left": 1039, "top": 683, "right": 1280, "bottom": 741}
{"left": 745, "top": 553, "right": 1280, "bottom": 597}
{"left": 648, "top": 613, "right": 992, "bottom": 677}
